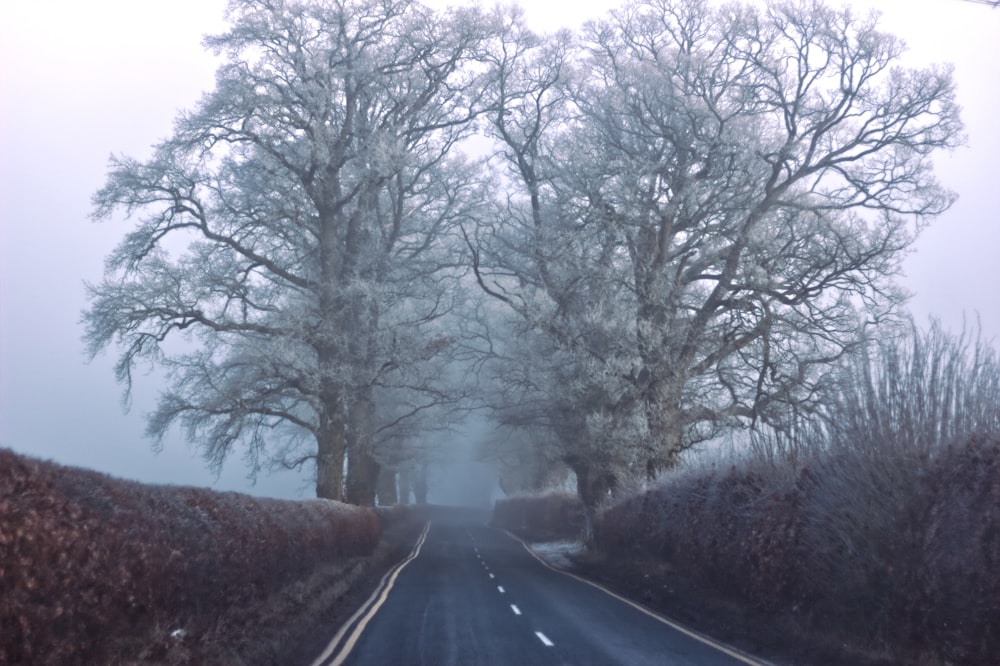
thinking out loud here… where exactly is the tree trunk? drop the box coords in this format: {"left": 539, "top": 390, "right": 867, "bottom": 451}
{"left": 316, "top": 202, "right": 347, "bottom": 501}
{"left": 398, "top": 466, "right": 413, "bottom": 505}
{"left": 643, "top": 381, "right": 685, "bottom": 478}
{"left": 413, "top": 463, "right": 429, "bottom": 504}
{"left": 315, "top": 410, "right": 346, "bottom": 500}
{"left": 346, "top": 383, "right": 378, "bottom": 505}
{"left": 376, "top": 465, "right": 398, "bottom": 506}
{"left": 573, "top": 462, "right": 616, "bottom": 547}
{"left": 346, "top": 450, "right": 379, "bottom": 506}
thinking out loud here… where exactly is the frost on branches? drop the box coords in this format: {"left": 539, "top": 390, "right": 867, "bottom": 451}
{"left": 469, "top": 0, "right": 961, "bottom": 531}
{"left": 85, "top": 0, "right": 961, "bottom": 516}
{"left": 85, "top": 0, "right": 499, "bottom": 503}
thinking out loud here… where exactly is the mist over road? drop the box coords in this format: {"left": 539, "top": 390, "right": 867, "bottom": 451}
{"left": 312, "top": 513, "right": 761, "bottom": 666}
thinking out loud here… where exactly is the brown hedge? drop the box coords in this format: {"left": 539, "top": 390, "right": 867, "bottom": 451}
{"left": 595, "top": 434, "right": 1000, "bottom": 664}
{"left": 0, "top": 448, "right": 379, "bottom": 665}
{"left": 492, "top": 492, "right": 584, "bottom": 542}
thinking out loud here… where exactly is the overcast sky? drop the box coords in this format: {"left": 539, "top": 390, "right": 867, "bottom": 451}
{"left": 1, "top": 0, "right": 997, "bottom": 499}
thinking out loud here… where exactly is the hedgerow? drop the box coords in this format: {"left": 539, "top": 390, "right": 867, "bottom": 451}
{"left": 492, "top": 492, "right": 584, "bottom": 541}
{"left": 596, "top": 434, "right": 1000, "bottom": 662}
{"left": 596, "top": 322, "right": 1000, "bottom": 663}
{"left": 0, "top": 448, "right": 379, "bottom": 665}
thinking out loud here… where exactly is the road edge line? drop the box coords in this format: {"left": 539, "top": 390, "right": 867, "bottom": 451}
{"left": 503, "top": 529, "right": 772, "bottom": 666}
{"left": 310, "top": 520, "right": 432, "bottom": 666}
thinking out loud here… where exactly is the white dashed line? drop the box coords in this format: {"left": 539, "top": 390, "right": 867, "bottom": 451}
{"left": 535, "top": 631, "right": 554, "bottom": 647}
{"left": 489, "top": 573, "right": 495, "bottom": 579}
{"left": 510, "top": 604, "right": 521, "bottom": 616}
{"left": 497, "top": 586, "right": 505, "bottom": 594}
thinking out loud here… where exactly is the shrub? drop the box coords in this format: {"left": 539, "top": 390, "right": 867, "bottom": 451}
{"left": 909, "top": 435, "right": 1000, "bottom": 662}
{"left": 492, "top": 492, "right": 584, "bottom": 541}
{"left": 0, "top": 448, "right": 379, "bottom": 665}
{"left": 596, "top": 435, "right": 1000, "bottom": 661}
{"left": 596, "top": 321, "right": 1000, "bottom": 662}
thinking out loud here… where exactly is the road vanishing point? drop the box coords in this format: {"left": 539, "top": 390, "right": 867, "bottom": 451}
{"left": 310, "top": 512, "right": 767, "bottom": 666}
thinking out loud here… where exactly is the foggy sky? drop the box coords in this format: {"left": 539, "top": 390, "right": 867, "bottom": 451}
{"left": 1, "top": 0, "right": 997, "bottom": 498}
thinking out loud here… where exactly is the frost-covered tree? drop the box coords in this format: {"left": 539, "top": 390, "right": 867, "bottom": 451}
{"left": 84, "top": 0, "right": 498, "bottom": 503}
{"left": 472, "top": 0, "right": 962, "bottom": 523}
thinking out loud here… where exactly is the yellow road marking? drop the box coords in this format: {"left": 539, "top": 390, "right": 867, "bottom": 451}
{"left": 310, "top": 521, "right": 432, "bottom": 666}
{"left": 506, "top": 529, "right": 772, "bottom": 666}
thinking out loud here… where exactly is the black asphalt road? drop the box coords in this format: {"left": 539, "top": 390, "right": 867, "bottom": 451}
{"left": 314, "top": 514, "right": 762, "bottom": 666}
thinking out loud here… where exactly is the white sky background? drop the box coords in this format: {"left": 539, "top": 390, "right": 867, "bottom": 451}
{"left": 1, "top": 0, "right": 997, "bottom": 498}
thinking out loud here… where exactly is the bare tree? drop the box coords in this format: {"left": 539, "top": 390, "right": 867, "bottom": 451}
{"left": 472, "top": 0, "right": 962, "bottom": 527}
{"left": 84, "top": 0, "right": 497, "bottom": 503}
{"left": 825, "top": 317, "right": 1000, "bottom": 454}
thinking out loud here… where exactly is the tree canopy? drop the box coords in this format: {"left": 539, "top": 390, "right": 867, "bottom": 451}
{"left": 86, "top": 0, "right": 498, "bottom": 503}
{"left": 471, "top": 0, "right": 960, "bottom": 529}
{"left": 86, "top": 0, "right": 962, "bottom": 509}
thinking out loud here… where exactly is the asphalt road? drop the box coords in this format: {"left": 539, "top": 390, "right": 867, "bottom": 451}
{"left": 311, "top": 515, "right": 763, "bottom": 666}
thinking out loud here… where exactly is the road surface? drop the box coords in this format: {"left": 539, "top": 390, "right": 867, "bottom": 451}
{"left": 311, "top": 515, "right": 764, "bottom": 666}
